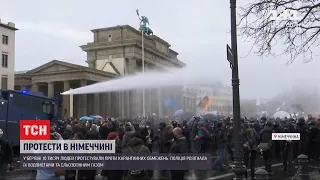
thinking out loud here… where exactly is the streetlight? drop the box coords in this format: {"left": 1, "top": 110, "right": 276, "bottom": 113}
{"left": 141, "top": 28, "right": 146, "bottom": 117}
{"left": 226, "top": 0, "right": 247, "bottom": 179}
{"left": 137, "top": 10, "right": 153, "bottom": 117}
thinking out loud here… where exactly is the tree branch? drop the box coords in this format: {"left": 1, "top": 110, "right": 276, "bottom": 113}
{"left": 238, "top": 0, "right": 320, "bottom": 63}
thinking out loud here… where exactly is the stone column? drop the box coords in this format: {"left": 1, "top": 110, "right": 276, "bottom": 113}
{"left": 99, "top": 94, "right": 106, "bottom": 117}
{"left": 63, "top": 81, "right": 71, "bottom": 117}
{"left": 127, "top": 58, "right": 141, "bottom": 117}
{"left": 148, "top": 89, "right": 152, "bottom": 115}
{"left": 117, "top": 92, "right": 120, "bottom": 117}
{"left": 180, "top": 95, "right": 184, "bottom": 111}
{"left": 30, "top": 83, "right": 39, "bottom": 92}
{"left": 112, "top": 92, "right": 119, "bottom": 117}
{"left": 93, "top": 93, "right": 100, "bottom": 115}
{"left": 48, "top": 82, "right": 54, "bottom": 98}
{"left": 79, "top": 80, "right": 87, "bottom": 116}
{"left": 121, "top": 92, "right": 125, "bottom": 117}
{"left": 126, "top": 91, "right": 130, "bottom": 117}
{"left": 158, "top": 88, "right": 163, "bottom": 117}
{"left": 130, "top": 90, "right": 141, "bottom": 117}
{"left": 107, "top": 92, "right": 111, "bottom": 117}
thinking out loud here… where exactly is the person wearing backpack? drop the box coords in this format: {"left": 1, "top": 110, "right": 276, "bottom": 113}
{"left": 122, "top": 132, "right": 153, "bottom": 180}
{"left": 0, "top": 128, "right": 13, "bottom": 180}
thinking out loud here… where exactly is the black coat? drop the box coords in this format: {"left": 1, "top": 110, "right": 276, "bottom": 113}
{"left": 99, "top": 125, "right": 109, "bottom": 139}
{"left": 101, "top": 146, "right": 123, "bottom": 180}
{"left": 170, "top": 136, "right": 189, "bottom": 177}
{"left": 160, "top": 131, "right": 174, "bottom": 153}
{"left": 0, "top": 138, "right": 13, "bottom": 164}
{"left": 62, "top": 129, "right": 73, "bottom": 140}
{"left": 170, "top": 136, "right": 189, "bottom": 154}
{"left": 308, "top": 127, "right": 320, "bottom": 158}
{"left": 122, "top": 137, "right": 153, "bottom": 180}
{"left": 86, "top": 129, "right": 100, "bottom": 140}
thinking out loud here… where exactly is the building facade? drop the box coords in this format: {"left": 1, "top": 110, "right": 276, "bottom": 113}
{"left": 211, "top": 85, "right": 233, "bottom": 114}
{"left": 0, "top": 19, "right": 18, "bottom": 90}
{"left": 184, "top": 84, "right": 232, "bottom": 114}
{"left": 14, "top": 25, "right": 195, "bottom": 118}
{"left": 80, "top": 25, "right": 187, "bottom": 117}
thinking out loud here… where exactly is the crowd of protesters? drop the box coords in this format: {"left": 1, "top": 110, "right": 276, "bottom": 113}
{"left": 1, "top": 114, "right": 320, "bottom": 180}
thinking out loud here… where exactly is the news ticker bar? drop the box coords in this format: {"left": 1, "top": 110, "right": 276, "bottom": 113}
{"left": 20, "top": 153, "right": 212, "bottom": 170}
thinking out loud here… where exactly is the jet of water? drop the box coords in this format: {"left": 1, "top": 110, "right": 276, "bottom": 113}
{"left": 62, "top": 66, "right": 222, "bottom": 95}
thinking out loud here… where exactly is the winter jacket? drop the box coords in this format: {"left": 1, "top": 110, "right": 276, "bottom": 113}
{"left": 122, "top": 137, "right": 153, "bottom": 180}
{"left": 121, "top": 125, "right": 136, "bottom": 149}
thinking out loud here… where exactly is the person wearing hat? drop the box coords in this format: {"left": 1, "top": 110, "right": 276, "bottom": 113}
{"left": 0, "top": 128, "right": 13, "bottom": 180}
{"left": 101, "top": 132, "right": 122, "bottom": 180}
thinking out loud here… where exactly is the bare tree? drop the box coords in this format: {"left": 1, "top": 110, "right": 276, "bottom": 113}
{"left": 238, "top": 0, "right": 320, "bottom": 64}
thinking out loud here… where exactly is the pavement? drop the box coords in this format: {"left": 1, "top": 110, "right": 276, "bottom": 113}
{"left": 290, "top": 170, "right": 320, "bottom": 180}
{"left": 6, "top": 170, "right": 36, "bottom": 179}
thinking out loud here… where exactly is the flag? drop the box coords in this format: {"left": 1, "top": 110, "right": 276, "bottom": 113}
{"left": 198, "top": 96, "right": 214, "bottom": 111}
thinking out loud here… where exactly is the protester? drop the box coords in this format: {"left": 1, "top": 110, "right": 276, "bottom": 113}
{"left": 101, "top": 132, "right": 123, "bottom": 180}
{"left": 27, "top": 111, "right": 320, "bottom": 180}
{"left": 36, "top": 132, "right": 65, "bottom": 180}
{"left": 242, "top": 122, "right": 259, "bottom": 179}
{"left": 170, "top": 127, "right": 188, "bottom": 180}
{"left": 0, "top": 129, "right": 13, "bottom": 180}
{"left": 259, "top": 120, "right": 273, "bottom": 173}
{"left": 122, "top": 132, "right": 153, "bottom": 180}
{"left": 87, "top": 124, "right": 101, "bottom": 140}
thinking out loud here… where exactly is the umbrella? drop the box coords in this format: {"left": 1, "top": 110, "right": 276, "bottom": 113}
{"left": 173, "top": 109, "right": 184, "bottom": 116}
{"left": 201, "top": 113, "right": 216, "bottom": 120}
{"left": 80, "top": 116, "right": 94, "bottom": 121}
{"left": 92, "top": 115, "right": 103, "bottom": 119}
{"left": 273, "top": 111, "right": 290, "bottom": 119}
{"left": 203, "top": 111, "right": 218, "bottom": 115}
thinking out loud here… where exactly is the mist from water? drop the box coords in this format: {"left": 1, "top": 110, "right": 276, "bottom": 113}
{"left": 62, "top": 65, "right": 223, "bottom": 95}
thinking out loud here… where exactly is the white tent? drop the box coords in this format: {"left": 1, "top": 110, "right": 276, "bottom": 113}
{"left": 273, "top": 111, "right": 291, "bottom": 119}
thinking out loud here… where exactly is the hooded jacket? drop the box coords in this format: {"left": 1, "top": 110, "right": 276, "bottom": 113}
{"left": 121, "top": 125, "right": 136, "bottom": 149}
{"left": 122, "top": 137, "right": 153, "bottom": 180}
{"left": 259, "top": 125, "right": 273, "bottom": 143}
{"left": 242, "top": 128, "right": 259, "bottom": 151}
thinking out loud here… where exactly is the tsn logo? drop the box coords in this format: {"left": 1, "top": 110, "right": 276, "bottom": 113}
{"left": 20, "top": 120, "right": 51, "bottom": 140}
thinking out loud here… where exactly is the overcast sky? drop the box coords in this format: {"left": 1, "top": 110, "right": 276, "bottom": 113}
{"left": 1, "top": 0, "right": 319, "bottom": 99}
